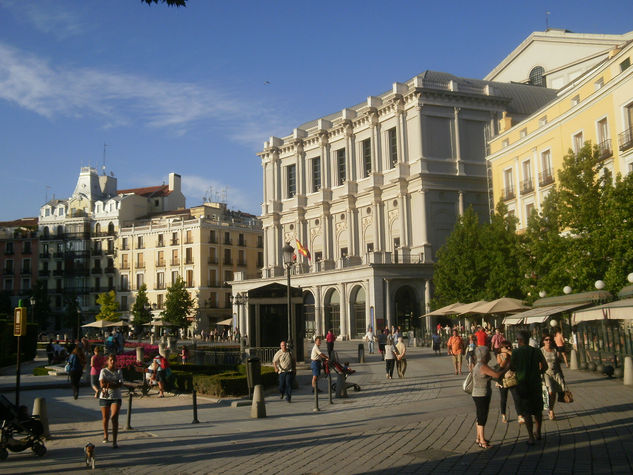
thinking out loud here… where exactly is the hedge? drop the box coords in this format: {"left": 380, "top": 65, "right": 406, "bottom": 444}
{"left": 0, "top": 320, "right": 38, "bottom": 367}
{"left": 169, "top": 364, "right": 277, "bottom": 397}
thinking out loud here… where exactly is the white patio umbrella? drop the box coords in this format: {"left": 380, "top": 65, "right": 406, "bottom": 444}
{"left": 82, "top": 320, "right": 115, "bottom": 328}
{"left": 422, "top": 302, "right": 464, "bottom": 317}
{"left": 468, "top": 298, "right": 529, "bottom": 315}
{"left": 217, "top": 318, "right": 233, "bottom": 326}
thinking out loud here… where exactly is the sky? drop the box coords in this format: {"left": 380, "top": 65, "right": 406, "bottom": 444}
{"left": 1, "top": 0, "right": 632, "bottom": 221}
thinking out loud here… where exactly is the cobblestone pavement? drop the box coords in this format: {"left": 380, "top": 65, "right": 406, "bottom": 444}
{"left": 1, "top": 343, "right": 632, "bottom": 474}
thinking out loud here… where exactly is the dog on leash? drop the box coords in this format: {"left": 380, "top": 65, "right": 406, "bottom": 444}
{"left": 85, "top": 442, "right": 96, "bottom": 469}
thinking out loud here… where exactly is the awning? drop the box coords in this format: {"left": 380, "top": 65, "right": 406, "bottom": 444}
{"left": 422, "top": 302, "right": 464, "bottom": 317}
{"left": 453, "top": 301, "right": 488, "bottom": 315}
{"left": 469, "top": 297, "right": 529, "bottom": 315}
{"left": 216, "top": 318, "right": 234, "bottom": 326}
{"left": 507, "top": 303, "right": 588, "bottom": 325}
{"left": 572, "top": 298, "right": 633, "bottom": 324}
{"left": 502, "top": 315, "right": 525, "bottom": 325}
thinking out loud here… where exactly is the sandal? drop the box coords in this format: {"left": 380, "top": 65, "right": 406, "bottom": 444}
{"left": 478, "top": 442, "right": 492, "bottom": 449}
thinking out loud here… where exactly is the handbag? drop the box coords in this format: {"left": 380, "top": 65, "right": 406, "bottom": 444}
{"left": 64, "top": 362, "right": 71, "bottom": 374}
{"left": 558, "top": 390, "right": 574, "bottom": 403}
{"left": 462, "top": 371, "right": 473, "bottom": 394}
{"left": 502, "top": 370, "right": 518, "bottom": 388}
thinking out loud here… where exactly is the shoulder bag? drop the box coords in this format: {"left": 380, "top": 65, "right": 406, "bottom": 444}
{"left": 463, "top": 371, "right": 473, "bottom": 394}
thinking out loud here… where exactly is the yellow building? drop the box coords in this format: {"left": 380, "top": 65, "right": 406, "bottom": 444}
{"left": 117, "top": 202, "right": 263, "bottom": 332}
{"left": 486, "top": 40, "right": 633, "bottom": 230}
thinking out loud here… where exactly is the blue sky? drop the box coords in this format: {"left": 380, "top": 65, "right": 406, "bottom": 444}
{"left": 1, "top": 0, "right": 632, "bottom": 220}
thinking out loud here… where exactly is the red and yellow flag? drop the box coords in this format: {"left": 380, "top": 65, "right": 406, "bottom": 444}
{"left": 295, "top": 239, "right": 311, "bottom": 260}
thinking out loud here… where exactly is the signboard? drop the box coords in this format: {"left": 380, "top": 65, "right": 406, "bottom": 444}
{"left": 14, "top": 307, "right": 27, "bottom": 337}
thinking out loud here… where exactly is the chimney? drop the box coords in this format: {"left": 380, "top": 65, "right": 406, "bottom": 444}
{"left": 169, "top": 173, "right": 181, "bottom": 193}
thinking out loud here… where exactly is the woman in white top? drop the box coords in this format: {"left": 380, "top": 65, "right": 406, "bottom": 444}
{"left": 99, "top": 354, "right": 123, "bottom": 448}
{"left": 384, "top": 336, "right": 397, "bottom": 379}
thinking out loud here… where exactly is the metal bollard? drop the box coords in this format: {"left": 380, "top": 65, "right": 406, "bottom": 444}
{"left": 358, "top": 344, "right": 365, "bottom": 364}
{"left": 313, "top": 382, "right": 320, "bottom": 412}
{"left": 192, "top": 390, "right": 200, "bottom": 424}
{"left": 328, "top": 370, "right": 333, "bottom": 404}
{"left": 125, "top": 392, "right": 133, "bottom": 430}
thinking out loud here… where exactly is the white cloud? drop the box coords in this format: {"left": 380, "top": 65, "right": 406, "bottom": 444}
{"left": 0, "top": 42, "right": 294, "bottom": 147}
{"left": 0, "top": 0, "right": 84, "bottom": 38}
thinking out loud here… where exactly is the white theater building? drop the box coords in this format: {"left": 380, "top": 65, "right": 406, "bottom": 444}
{"left": 232, "top": 71, "right": 556, "bottom": 343}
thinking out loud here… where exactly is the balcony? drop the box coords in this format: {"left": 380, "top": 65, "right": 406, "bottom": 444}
{"left": 185, "top": 281, "right": 195, "bottom": 288}
{"left": 91, "top": 249, "right": 103, "bottom": 256}
{"left": 2, "top": 267, "right": 13, "bottom": 274}
{"left": 39, "top": 252, "right": 50, "bottom": 259}
{"left": 38, "top": 270, "right": 50, "bottom": 277}
{"left": 22, "top": 248, "right": 32, "bottom": 255}
{"left": 53, "top": 269, "right": 64, "bottom": 276}
{"left": 104, "top": 266, "right": 115, "bottom": 274}
{"left": 156, "top": 260, "right": 166, "bottom": 267}
{"left": 208, "top": 257, "right": 218, "bottom": 265}
{"left": 185, "top": 258, "right": 194, "bottom": 265}
{"left": 155, "top": 284, "right": 166, "bottom": 290}
{"left": 224, "top": 238, "right": 233, "bottom": 246}
{"left": 597, "top": 138, "right": 613, "bottom": 160}
{"left": 237, "top": 261, "right": 247, "bottom": 267}
{"left": 207, "top": 281, "right": 220, "bottom": 288}
{"left": 170, "top": 239, "right": 179, "bottom": 246}
{"left": 136, "top": 263, "right": 145, "bottom": 269}
{"left": 105, "top": 248, "right": 115, "bottom": 256}
{"left": 171, "top": 259, "right": 180, "bottom": 266}
{"left": 54, "top": 252, "right": 65, "bottom": 258}
{"left": 91, "top": 267, "right": 102, "bottom": 274}
{"left": 21, "top": 267, "right": 32, "bottom": 275}
{"left": 539, "top": 170, "right": 554, "bottom": 187}
{"left": 619, "top": 127, "right": 633, "bottom": 152}
{"left": 121, "top": 264, "right": 130, "bottom": 270}
{"left": 502, "top": 187, "right": 515, "bottom": 201}
{"left": 4, "top": 249, "right": 14, "bottom": 255}
{"left": 157, "top": 241, "right": 165, "bottom": 248}
{"left": 208, "top": 236, "right": 217, "bottom": 244}
{"left": 223, "top": 259, "right": 233, "bottom": 265}
{"left": 238, "top": 240, "right": 246, "bottom": 247}
{"left": 520, "top": 179, "right": 534, "bottom": 195}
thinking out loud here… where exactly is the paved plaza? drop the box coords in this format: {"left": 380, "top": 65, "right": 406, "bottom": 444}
{"left": 1, "top": 342, "right": 632, "bottom": 474}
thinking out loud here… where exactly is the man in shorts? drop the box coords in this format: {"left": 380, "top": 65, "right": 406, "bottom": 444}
{"left": 310, "top": 337, "right": 328, "bottom": 393}
{"left": 447, "top": 329, "right": 465, "bottom": 375}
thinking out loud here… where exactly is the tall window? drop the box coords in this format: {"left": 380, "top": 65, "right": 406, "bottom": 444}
{"left": 137, "top": 253, "right": 144, "bottom": 268}
{"left": 120, "top": 274, "right": 129, "bottom": 291}
{"left": 136, "top": 273, "right": 144, "bottom": 290}
{"left": 573, "top": 132, "right": 584, "bottom": 153}
{"left": 503, "top": 168, "right": 514, "bottom": 199}
{"left": 185, "top": 230, "right": 193, "bottom": 244}
{"left": 185, "top": 247, "right": 193, "bottom": 264}
{"left": 157, "top": 272, "right": 164, "bottom": 289}
{"left": 137, "top": 236, "right": 144, "bottom": 249}
{"left": 388, "top": 128, "right": 398, "bottom": 168}
{"left": 186, "top": 269, "right": 193, "bottom": 287}
{"left": 597, "top": 118, "right": 609, "bottom": 143}
{"left": 540, "top": 150, "right": 553, "bottom": 186}
{"left": 171, "top": 270, "right": 179, "bottom": 283}
{"left": 336, "top": 149, "right": 346, "bottom": 185}
{"left": 362, "top": 138, "right": 372, "bottom": 177}
{"left": 286, "top": 164, "right": 296, "bottom": 198}
{"left": 312, "top": 157, "right": 321, "bottom": 192}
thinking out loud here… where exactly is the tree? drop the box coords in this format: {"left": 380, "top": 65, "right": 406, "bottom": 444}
{"left": 0, "top": 291, "right": 11, "bottom": 318}
{"left": 142, "top": 0, "right": 187, "bottom": 6}
{"left": 131, "top": 284, "right": 152, "bottom": 327}
{"left": 30, "top": 280, "right": 52, "bottom": 329}
{"left": 96, "top": 290, "right": 121, "bottom": 322}
{"left": 162, "top": 277, "right": 194, "bottom": 329}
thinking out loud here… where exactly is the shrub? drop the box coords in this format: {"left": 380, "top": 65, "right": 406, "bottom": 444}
{"left": 192, "top": 365, "right": 277, "bottom": 397}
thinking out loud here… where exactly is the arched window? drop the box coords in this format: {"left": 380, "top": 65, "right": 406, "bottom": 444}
{"left": 529, "top": 66, "right": 545, "bottom": 87}
{"left": 350, "top": 286, "right": 366, "bottom": 339}
{"left": 95, "top": 223, "right": 101, "bottom": 235}
{"left": 107, "top": 222, "right": 115, "bottom": 235}
{"left": 324, "top": 289, "right": 340, "bottom": 335}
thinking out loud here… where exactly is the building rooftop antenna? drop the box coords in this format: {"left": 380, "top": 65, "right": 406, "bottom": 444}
{"left": 546, "top": 11, "right": 550, "bottom": 30}
{"left": 221, "top": 187, "right": 227, "bottom": 204}
{"left": 102, "top": 143, "right": 109, "bottom": 175}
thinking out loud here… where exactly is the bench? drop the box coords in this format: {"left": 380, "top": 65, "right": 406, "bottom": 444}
{"left": 123, "top": 366, "right": 153, "bottom": 397}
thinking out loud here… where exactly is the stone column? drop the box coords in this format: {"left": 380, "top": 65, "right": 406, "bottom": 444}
{"left": 339, "top": 283, "right": 348, "bottom": 339}
{"left": 458, "top": 191, "right": 464, "bottom": 216}
{"left": 385, "top": 279, "right": 392, "bottom": 329}
{"left": 424, "top": 279, "right": 432, "bottom": 332}
{"left": 419, "top": 190, "right": 432, "bottom": 263}
{"left": 454, "top": 107, "right": 463, "bottom": 175}
{"left": 320, "top": 133, "right": 330, "bottom": 189}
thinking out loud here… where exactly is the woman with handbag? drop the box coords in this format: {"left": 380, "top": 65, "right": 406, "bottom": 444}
{"left": 541, "top": 335, "right": 566, "bottom": 420}
{"left": 472, "top": 346, "right": 507, "bottom": 448}
{"left": 496, "top": 341, "right": 521, "bottom": 423}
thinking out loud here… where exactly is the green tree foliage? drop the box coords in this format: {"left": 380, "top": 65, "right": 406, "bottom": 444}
{"left": 162, "top": 277, "right": 194, "bottom": 328}
{"left": 131, "top": 284, "right": 152, "bottom": 327}
{"left": 96, "top": 290, "right": 121, "bottom": 322}
{"left": 30, "top": 280, "right": 51, "bottom": 328}
{"left": 0, "top": 291, "right": 11, "bottom": 317}
{"left": 431, "top": 205, "right": 523, "bottom": 308}
{"left": 142, "top": 0, "right": 186, "bottom": 6}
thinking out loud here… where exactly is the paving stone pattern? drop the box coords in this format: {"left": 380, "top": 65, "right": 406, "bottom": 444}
{"left": 1, "top": 342, "right": 632, "bottom": 474}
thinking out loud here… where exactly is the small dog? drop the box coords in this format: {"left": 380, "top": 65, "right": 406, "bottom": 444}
{"left": 85, "top": 443, "right": 96, "bottom": 469}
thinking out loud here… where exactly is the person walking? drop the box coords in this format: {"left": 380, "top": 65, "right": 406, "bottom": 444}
{"left": 432, "top": 331, "right": 441, "bottom": 356}
{"left": 465, "top": 335, "right": 476, "bottom": 371}
{"left": 378, "top": 329, "right": 387, "bottom": 360}
{"left": 496, "top": 340, "right": 521, "bottom": 423}
{"left": 491, "top": 328, "right": 505, "bottom": 354}
{"left": 90, "top": 346, "right": 105, "bottom": 398}
{"left": 447, "top": 329, "right": 465, "bottom": 375}
{"left": 99, "top": 354, "right": 123, "bottom": 448}
{"left": 395, "top": 336, "right": 407, "bottom": 378}
{"left": 472, "top": 346, "right": 506, "bottom": 449}
{"left": 512, "top": 330, "right": 548, "bottom": 445}
{"left": 152, "top": 349, "right": 170, "bottom": 398}
{"left": 364, "top": 327, "right": 375, "bottom": 354}
{"left": 310, "top": 337, "right": 328, "bottom": 393}
{"left": 541, "top": 335, "right": 566, "bottom": 420}
{"left": 553, "top": 328, "right": 569, "bottom": 368}
{"left": 273, "top": 340, "right": 296, "bottom": 403}
{"left": 46, "top": 338, "right": 55, "bottom": 364}
{"left": 68, "top": 345, "right": 86, "bottom": 400}
{"left": 475, "top": 326, "right": 488, "bottom": 347}
{"left": 384, "top": 336, "right": 397, "bottom": 379}
{"left": 326, "top": 329, "right": 336, "bottom": 359}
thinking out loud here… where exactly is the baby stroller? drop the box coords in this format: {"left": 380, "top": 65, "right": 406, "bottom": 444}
{"left": 325, "top": 352, "right": 361, "bottom": 392}
{"left": 0, "top": 395, "right": 46, "bottom": 460}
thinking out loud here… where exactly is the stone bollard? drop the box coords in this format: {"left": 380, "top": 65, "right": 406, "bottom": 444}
{"left": 136, "top": 346, "right": 144, "bottom": 363}
{"left": 150, "top": 334, "right": 155, "bottom": 345}
{"left": 569, "top": 349, "right": 579, "bottom": 370}
{"left": 335, "top": 373, "right": 348, "bottom": 398}
{"left": 32, "top": 397, "right": 50, "bottom": 439}
{"left": 624, "top": 356, "right": 633, "bottom": 386}
{"left": 358, "top": 344, "right": 365, "bottom": 364}
{"left": 250, "top": 384, "right": 266, "bottom": 418}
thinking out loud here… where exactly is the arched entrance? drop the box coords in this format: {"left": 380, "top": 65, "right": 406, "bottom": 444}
{"left": 303, "top": 291, "right": 315, "bottom": 339}
{"left": 394, "top": 285, "right": 418, "bottom": 332}
{"left": 324, "top": 288, "right": 340, "bottom": 335}
{"left": 350, "top": 286, "right": 366, "bottom": 339}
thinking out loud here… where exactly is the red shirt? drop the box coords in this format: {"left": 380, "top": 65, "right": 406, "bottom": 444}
{"left": 326, "top": 332, "right": 336, "bottom": 343}
{"left": 476, "top": 329, "right": 487, "bottom": 346}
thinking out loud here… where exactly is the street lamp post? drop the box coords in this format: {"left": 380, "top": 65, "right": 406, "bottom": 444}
{"left": 229, "top": 292, "right": 248, "bottom": 340}
{"left": 76, "top": 303, "right": 81, "bottom": 341}
{"left": 29, "top": 296, "right": 36, "bottom": 324}
{"left": 282, "top": 242, "right": 295, "bottom": 353}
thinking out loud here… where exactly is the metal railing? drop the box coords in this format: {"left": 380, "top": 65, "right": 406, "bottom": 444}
{"left": 597, "top": 139, "right": 612, "bottom": 160}
{"left": 618, "top": 127, "right": 633, "bottom": 151}
{"left": 247, "top": 347, "right": 278, "bottom": 363}
{"left": 502, "top": 187, "right": 515, "bottom": 201}
{"left": 539, "top": 170, "right": 554, "bottom": 187}
{"left": 520, "top": 179, "right": 534, "bottom": 194}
